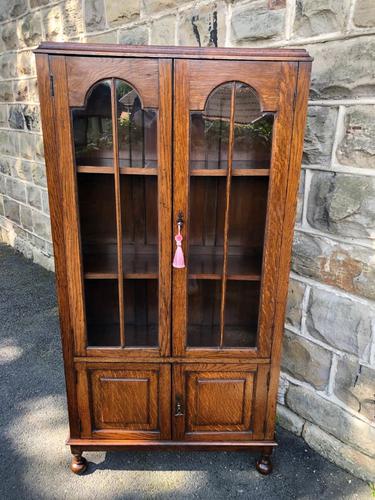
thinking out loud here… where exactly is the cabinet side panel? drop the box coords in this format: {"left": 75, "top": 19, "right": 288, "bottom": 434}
{"left": 49, "top": 55, "right": 86, "bottom": 356}
{"left": 35, "top": 53, "right": 80, "bottom": 437}
{"left": 265, "top": 62, "right": 311, "bottom": 439}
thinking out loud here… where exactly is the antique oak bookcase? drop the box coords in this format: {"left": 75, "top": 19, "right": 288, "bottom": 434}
{"left": 35, "top": 42, "right": 311, "bottom": 474}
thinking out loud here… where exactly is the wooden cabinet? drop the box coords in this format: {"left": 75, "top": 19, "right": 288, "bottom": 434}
{"left": 35, "top": 42, "right": 312, "bottom": 475}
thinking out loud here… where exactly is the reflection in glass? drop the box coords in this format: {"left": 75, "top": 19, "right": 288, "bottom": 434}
{"left": 190, "top": 83, "right": 234, "bottom": 170}
{"left": 72, "top": 80, "right": 113, "bottom": 166}
{"left": 233, "top": 83, "right": 273, "bottom": 169}
{"left": 116, "top": 80, "right": 157, "bottom": 168}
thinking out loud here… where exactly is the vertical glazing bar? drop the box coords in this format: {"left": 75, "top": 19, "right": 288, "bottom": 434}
{"left": 219, "top": 82, "right": 236, "bottom": 348}
{"left": 111, "top": 79, "right": 125, "bottom": 347}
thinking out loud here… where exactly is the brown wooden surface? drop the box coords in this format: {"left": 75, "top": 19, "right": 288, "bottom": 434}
{"left": 36, "top": 46, "right": 311, "bottom": 458}
{"left": 66, "top": 57, "right": 159, "bottom": 107}
{"left": 173, "top": 363, "right": 269, "bottom": 441}
{"left": 265, "top": 62, "right": 311, "bottom": 440}
{"left": 35, "top": 53, "right": 80, "bottom": 438}
{"left": 35, "top": 41, "right": 312, "bottom": 62}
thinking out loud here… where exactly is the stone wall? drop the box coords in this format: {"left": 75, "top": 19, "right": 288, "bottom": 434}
{"left": 0, "top": 0, "right": 374, "bottom": 481}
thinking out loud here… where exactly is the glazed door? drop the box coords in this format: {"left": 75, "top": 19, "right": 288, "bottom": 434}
{"left": 172, "top": 59, "right": 297, "bottom": 358}
{"left": 50, "top": 55, "right": 172, "bottom": 357}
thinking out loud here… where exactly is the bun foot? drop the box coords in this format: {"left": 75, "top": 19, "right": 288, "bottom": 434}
{"left": 71, "top": 453, "right": 88, "bottom": 474}
{"left": 256, "top": 454, "right": 273, "bottom": 475}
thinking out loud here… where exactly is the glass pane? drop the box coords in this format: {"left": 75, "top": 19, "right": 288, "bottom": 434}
{"left": 190, "top": 83, "right": 234, "bottom": 171}
{"left": 223, "top": 281, "right": 259, "bottom": 348}
{"left": 233, "top": 83, "right": 273, "bottom": 169}
{"left": 121, "top": 175, "right": 158, "bottom": 276}
{"left": 86, "top": 280, "right": 120, "bottom": 347}
{"left": 77, "top": 174, "right": 117, "bottom": 274}
{"left": 72, "top": 80, "right": 113, "bottom": 167}
{"left": 188, "top": 176, "right": 226, "bottom": 276}
{"left": 124, "top": 279, "right": 158, "bottom": 347}
{"left": 116, "top": 80, "right": 157, "bottom": 168}
{"left": 227, "top": 176, "right": 268, "bottom": 277}
{"left": 187, "top": 279, "right": 221, "bottom": 347}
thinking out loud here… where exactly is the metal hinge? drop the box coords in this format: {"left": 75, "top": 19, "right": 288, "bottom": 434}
{"left": 50, "top": 74, "right": 54, "bottom": 96}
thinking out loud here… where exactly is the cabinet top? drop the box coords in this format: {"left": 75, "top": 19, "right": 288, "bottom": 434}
{"left": 34, "top": 42, "right": 312, "bottom": 62}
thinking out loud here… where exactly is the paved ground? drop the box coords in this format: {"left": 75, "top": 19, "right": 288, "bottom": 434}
{"left": 0, "top": 243, "right": 371, "bottom": 499}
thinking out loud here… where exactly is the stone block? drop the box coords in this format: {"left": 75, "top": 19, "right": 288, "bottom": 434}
{"left": 26, "top": 185, "right": 42, "bottom": 210}
{"left": 277, "top": 376, "right": 289, "bottom": 404}
{"left": 31, "top": 163, "right": 47, "bottom": 187}
{"left": 6, "top": 177, "right": 26, "bottom": 203}
{"left": 8, "top": 106, "right": 25, "bottom": 130}
{"left": 19, "top": 133, "right": 35, "bottom": 161}
{"left": 86, "top": 31, "right": 117, "bottom": 43}
{"left": 293, "top": 0, "right": 350, "bottom": 38}
{"left": 0, "top": 105, "right": 7, "bottom": 128}
{"left": 0, "top": 195, "right": 4, "bottom": 216}
{"left": 0, "top": 174, "right": 5, "bottom": 194}
{"left": 13, "top": 81, "right": 29, "bottom": 102}
{"left": 336, "top": 106, "right": 375, "bottom": 170}
{"left": 7, "top": 0, "right": 28, "bottom": 18}
{"left": 286, "top": 279, "right": 305, "bottom": 328}
{"left": 296, "top": 170, "right": 304, "bottom": 223}
{"left": 306, "top": 37, "right": 375, "bottom": 99}
{"left": 334, "top": 357, "right": 375, "bottom": 421}
{"left": 142, "top": 0, "right": 178, "bottom": 15}
{"left": 43, "top": 6, "right": 63, "bottom": 41}
{"left": 277, "top": 404, "right": 305, "bottom": 435}
{"left": 306, "top": 287, "right": 373, "bottom": 360}
{"left": 307, "top": 172, "right": 375, "bottom": 239}
{"left": 10, "top": 159, "right": 32, "bottom": 182}
{"left": 292, "top": 231, "right": 375, "bottom": 301}
{"left": 18, "top": 12, "right": 43, "bottom": 48}
{"left": 303, "top": 422, "right": 375, "bottom": 482}
{"left": 23, "top": 105, "right": 40, "bottom": 132}
{"left": 35, "top": 136, "right": 44, "bottom": 161}
{"left": 151, "top": 15, "right": 176, "bottom": 45}
{"left": 353, "top": 0, "right": 375, "bottom": 28}
{"left": 32, "top": 211, "right": 52, "bottom": 240}
{"left": 178, "top": 2, "right": 226, "bottom": 47}
{"left": 17, "top": 51, "right": 36, "bottom": 77}
{"left": 28, "top": 79, "right": 39, "bottom": 104}
{"left": 282, "top": 330, "right": 332, "bottom": 390}
{"left": 287, "top": 383, "right": 375, "bottom": 458}
{"left": 302, "top": 106, "right": 338, "bottom": 165}
{"left": 105, "top": 0, "right": 140, "bottom": 26}
{"left": 231, "top": 0, "right": 285, "bottom": 44}
{"left": 0, "top": 156, "right": 13, "bottom": 175}
{"left": 1, "top": 22, "right": 18, "bottom": 50}
{"left": 84, "top": 0, "right": 106, "bottom": 32}
{"left": 118, "top": 26, "right": 148, "bottom": 45}
{"left": 30, "top": 0, "right": 49, "bottom": 7}
{"left": 63, "top": 0, "right": 84, "bottom": 37}
{"left": 0, "top": 82, "right": 13, "bottom": 102}
{"left": 20, "top": 205, "right": 33, "bottom": 231}
{"left": 4, "top": 198, "right": 20, "bottom": 223}
{"left": 0, "top": 53, "right": 18, "bottom": 79}
{"left": 42, "top": 190, "right": 50, "bottom": 215}
{"left": 0, "top": 130, "right": 19, "bottom": 156}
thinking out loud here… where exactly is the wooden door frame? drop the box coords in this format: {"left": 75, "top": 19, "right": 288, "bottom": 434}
{"left": 172, "top": 59, "right": 298, "bottom": 359}
{"left": 46, "top": 55, "right": 172, "bottom": 360}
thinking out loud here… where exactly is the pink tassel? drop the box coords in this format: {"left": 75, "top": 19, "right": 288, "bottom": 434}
{"left": 173, "top": 233, "right": 185, "bottom": 269}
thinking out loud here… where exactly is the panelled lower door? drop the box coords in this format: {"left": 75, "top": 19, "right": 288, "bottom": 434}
{"left": 172, "top": 59, "right": 298, "bottom": 359}
{"left": 50, "top": 55, "right": 172, "bottom": 358}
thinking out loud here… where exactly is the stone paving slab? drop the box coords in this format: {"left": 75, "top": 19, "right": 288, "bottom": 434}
{"left": 0, "top": 243, "right": 370, "bottom": 500}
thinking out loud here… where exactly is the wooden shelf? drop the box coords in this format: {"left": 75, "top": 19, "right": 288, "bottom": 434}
{"left": 188, "top": 251, "right": 262, "bottom": 281}
{"left": 83, "top": 244, "right": 158, "bottom": 280}
{"left": 187, "top": 324, "right": 257, "bottom": 348}
{"left": 77, "top": 166, "right": 158, "bottom": 175}
{"left": 190, "top": 168, "right": 269, "bottom": 176}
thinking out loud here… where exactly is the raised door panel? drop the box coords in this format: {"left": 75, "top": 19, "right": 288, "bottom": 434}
{"left": 49, "top": 55, "right": 172, "bottom": 358}
{"left": 77, "top": 363, "right": 171, "bottom": 440}
{"left": 173, "top": 364, "right": 269, "bottom": 441}
{"left": 173, "top": 59, "right": 298, "bottom": 359}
